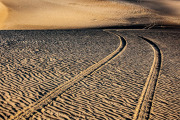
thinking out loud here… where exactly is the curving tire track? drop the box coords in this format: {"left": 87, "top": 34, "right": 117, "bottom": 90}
{"left": 9, "top": 31, "right": 127, "bottom": 120}
{"left": 133, "top": 36, "right": 162, "bottom": 120}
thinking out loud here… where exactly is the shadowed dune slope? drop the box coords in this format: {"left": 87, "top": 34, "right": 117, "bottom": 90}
{"left": 0, "top": 0, "right": 148, "bottom": 30}
{"left": 0, "top": 0, "right": 180, "bottom": 30}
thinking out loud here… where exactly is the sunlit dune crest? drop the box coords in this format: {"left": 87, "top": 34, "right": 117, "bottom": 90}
{"left": 0, "top": 0, "right": 179, "bottom": 30}
{"left": 0, "top": 2, "right": 8, "bottom": 29}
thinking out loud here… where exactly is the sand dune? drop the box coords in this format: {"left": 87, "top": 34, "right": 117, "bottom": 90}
{"left": 0, "top": 2, "right": 8, "bottom": 28}
{"left": 0, "top": 0, "right": 179, "bottom": 30}
{"left": 0, "top": 1, "right": 180, "bottom": 120}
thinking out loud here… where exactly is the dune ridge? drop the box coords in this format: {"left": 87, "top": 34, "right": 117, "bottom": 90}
{"left": 0, "top": 0, "right": 179, "bottom": 30}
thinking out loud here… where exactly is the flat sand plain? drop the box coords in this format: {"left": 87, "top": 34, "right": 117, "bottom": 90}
{"left": 0, "top": 29, "right": 179, "bottom": 119}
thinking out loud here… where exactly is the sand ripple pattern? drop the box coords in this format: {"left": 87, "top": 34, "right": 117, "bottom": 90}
{"left": 8, "top": 31, "right": 126, "bottom": 119}
{"left": 29, "top": 31, "right": 155, "bottom": 120}
{"left": 133, "top": 37, "right": 162, "bottom": 120}
{"left": 0, "top": 30, "right": 120, "bottom": 119}
{"left": 1, "top": 30, "right": 177, "bottom": 120}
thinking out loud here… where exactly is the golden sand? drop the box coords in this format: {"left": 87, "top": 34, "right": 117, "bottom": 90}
{"left": 0, "top": 0, "right": 170, "bottom": 30}
{"left": 0, "top": 2, "right": 8, "bottom": 28}
{"left": 0, "top": 1, "right": 179, "bottom": 120}
{"left": 0, "top": 29, "right": 179, "bottom": 119}
{"left": 0, "top": 0, "right": 179, "bottom": 29}
{"left": 0, "top": 0, "right": 142, "bottom": 29}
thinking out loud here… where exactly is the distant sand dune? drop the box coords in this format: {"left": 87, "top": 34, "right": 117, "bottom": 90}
{"left": 0, "top": 2, "right": 8, "bottom": 28}
{"left": 0, "top": 0, "right": 179, "bottom": 30}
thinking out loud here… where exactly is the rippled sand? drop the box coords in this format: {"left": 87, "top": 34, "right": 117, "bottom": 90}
{"left": 0, "top": 29, "right": 179, "bottom": 119}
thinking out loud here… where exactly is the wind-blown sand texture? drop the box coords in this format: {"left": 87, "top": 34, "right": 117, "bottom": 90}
{"left": 0, "top": 29, "right": 179, "bottom": 119}
{"left": 0, "top": 0, "right": 180, "bottom": 30}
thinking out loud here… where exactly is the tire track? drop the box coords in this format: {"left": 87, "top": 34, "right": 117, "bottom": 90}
{"left": 133, "top": 37, "right": 162, "bottom": 120}
{"left": 9, "top": 31, "right": 127, "bottom": 120}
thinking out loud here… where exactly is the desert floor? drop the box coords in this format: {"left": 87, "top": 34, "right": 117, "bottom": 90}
{"left": 0, "top": 29, "right": 179, "bottom": 120}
